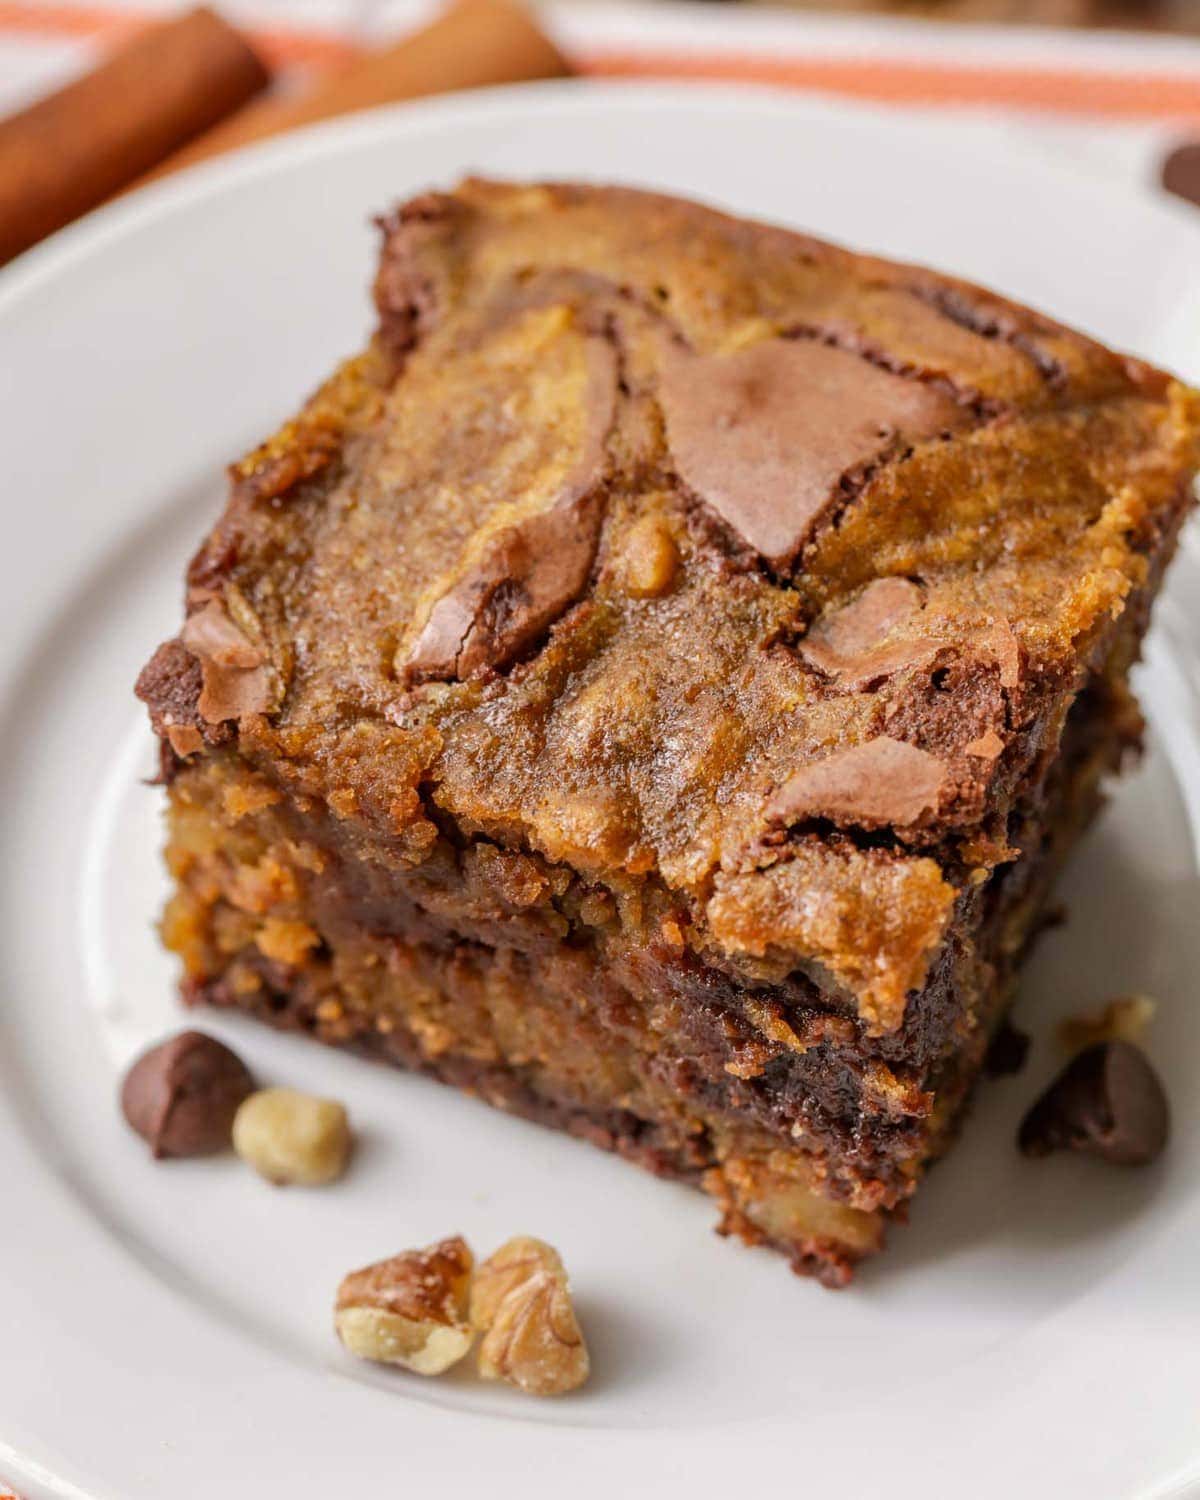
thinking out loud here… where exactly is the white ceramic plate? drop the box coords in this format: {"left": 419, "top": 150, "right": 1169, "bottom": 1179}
{"left": 2, "top": 82, "right": 1200, "bottom": 1500}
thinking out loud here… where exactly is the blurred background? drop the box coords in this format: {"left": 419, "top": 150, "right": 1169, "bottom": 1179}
{"left": 2, "top": 0, "right": 1199, "bottom": 269}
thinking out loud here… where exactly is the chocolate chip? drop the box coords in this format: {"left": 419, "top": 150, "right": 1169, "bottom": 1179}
{"left": 659, "top": 338, "right": 966, "bottom": 571}
{"left": 766, "top": 735, "right": 947, "bottom": 831}
{"left": 404, "top": 336, "right": 618, "bottom": 683}
{"left": 121, "top": 1030, "right": 255, "bottom": 1159}
{"left": 180, "top": 598, "right": 276, "bottom": 724}
{"left": 964, "top": 728, "right": 1005, "bottom": 761}
{"left": 1018, "top": 1040, "right": 1169, "bottom": 1167}
{"left": 799, "top": 577, "right": 934, "bottom": 688}
{"left": 980, "top": 617, "right": 1022, "bottom": 690}
{"left": 985, "top": 1021, "right": 1030, "bottom": 1078}
{"left": 373, "top": 191, "right": 469, "bottom": 365}
{"left": 404, "top": 491, "right": 605, "bottom": 682}
{"left": 135, "top": 636, "right": 232, "bottom": 753}
{"left": 1161, "top": 142, "right": 1200, "bottom": 210}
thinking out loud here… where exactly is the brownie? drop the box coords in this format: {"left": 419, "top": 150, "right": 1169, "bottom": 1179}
{"left": 136, "top": 181, "right": 1200, "bottom": 1285}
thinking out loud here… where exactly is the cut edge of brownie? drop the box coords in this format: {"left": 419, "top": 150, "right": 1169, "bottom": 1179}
{"left": 143, "top": 548, "right": 1168, "bottom": 1285}
{"left": 154, "top": 640, "right": 1123, "bottom": 1286}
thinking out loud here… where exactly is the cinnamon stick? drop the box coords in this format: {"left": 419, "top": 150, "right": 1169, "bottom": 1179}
{"left": 145, "top": 0, "right": 572, "bottom": 180}
{"left": 0, "top": 7, "right": 269, "bottom": 265}
{"left": 1162, "top": 142, "right": 1200, "bottom": 208}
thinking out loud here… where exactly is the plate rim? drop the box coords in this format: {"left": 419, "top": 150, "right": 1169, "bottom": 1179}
{"left": 2, "top": 78, "right": 1200, "bottom": 1500}
{"left": 5, "top": 75, "right": 1200, "bottom": 332}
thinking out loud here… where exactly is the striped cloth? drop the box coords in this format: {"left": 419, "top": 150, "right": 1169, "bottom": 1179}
{"left": 2, "top": 0, "right": 1199, "bottom": 202}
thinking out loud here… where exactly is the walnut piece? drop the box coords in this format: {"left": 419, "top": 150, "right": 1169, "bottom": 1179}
{"left": 470, "top": 1235, "right": 563, "bottom": 1329}
{"left": 620, "top": 513, "right": 679, "bottom": 599}
{"left": 254, "top": 916, "right": 321, "bottom": 966}
{"left": 335, "top": 1237, "right": 474, "bottom": 1375}
{"left": 232, "top": 1086, "right": 351, "bottom": 1185}
{"left": 1058, "top": 994, "right": 1157, "bottom": 1053}
{"left": 473, "top": 1237, "right": 589, "bottom": 1395}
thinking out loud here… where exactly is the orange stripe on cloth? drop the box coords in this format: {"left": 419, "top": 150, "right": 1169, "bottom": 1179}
{"left": 0, "top": 3, "right": 357, "bottom": 67}
{"left": 4, "top": 3, "right": 1200, "bottom": 124}
{"left": 579, "top": 48, "right": 1200, "bottom": 124}
{"left": 0, "top": 2, "right": 143, "bottom": 40}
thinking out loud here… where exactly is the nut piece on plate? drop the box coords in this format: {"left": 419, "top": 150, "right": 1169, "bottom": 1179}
{"left": 232, "top": 1086, "right": 351, "bottom": 1185}
{"left": 1057, "top": 994, "right": 1157, "bottom": 1053}
{"left": 469, "top": 1235, "right": 565, "bottom": 1329}
{"left": 1018, "top": 1040, "right": 1169, "bottom": 1167}
{"left": 120, "top": 1030, "right": 255, "bottom": 1158}
{"left": 473, "top": 1237, "right": 589, "bottom": 1396}
{"left": 334, "top": 1237, "right": 474, "bottom": 1375}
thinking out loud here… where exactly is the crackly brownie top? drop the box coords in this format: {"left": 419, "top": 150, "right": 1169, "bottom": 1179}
{"left": 142, "top": 180, "right": 1200, "bottom": 1031}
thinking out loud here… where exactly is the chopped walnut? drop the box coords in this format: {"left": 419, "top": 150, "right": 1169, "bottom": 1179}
{"left": 221, "top": 778, "right": 281, "bottom": 820}
{"left": 577, "top": 889, "right": 616, "bottom": 929}
{"left": 328, "top": 786, "right": 358, "bottom": 818}
{"left": 743, "top": 997, "right": 810, "bottom": 1055}
{"left": 232, "top": 1087, "right": 351, "bottom": 1185}
{"left": 254, "top": 916, "right": 321, "bottom": 965}
{"left": 473, "top": 1237, "right": 589, "bottom": 1395}
{"left": 335, "top": 1237, "right": 474, "bottom": 1376}
{"left": 470, "top": 1236, "right": 563, "bottom": 1329}
{"left": 1058, "top": 994, "right": 1157, "bottom": 1053}
{"left": 659, "top": 916, "right": 684, "bottom": 947}
{"left": 621, "top": 513, "right": 679, "bottom": 599}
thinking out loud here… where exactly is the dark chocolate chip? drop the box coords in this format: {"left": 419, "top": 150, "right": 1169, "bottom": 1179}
{"left": 1018, "top": 1040, "right": 1169, "bottom": 1167}
{"left": 985, "top": 1021, "right": 1030, "bottom": 1079}
{"left": 1161, "top": 143, "right": 1200, "bottom": 210}
{"left": 121, "top": 1030, "right": 255, "bottom": 1159}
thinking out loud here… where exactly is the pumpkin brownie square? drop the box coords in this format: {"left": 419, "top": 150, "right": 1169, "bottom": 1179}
{"left": 136, "top": 181, "right": 1200, "bottom": 1285}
